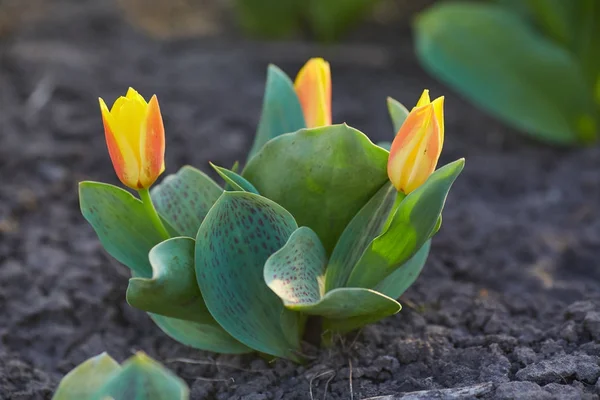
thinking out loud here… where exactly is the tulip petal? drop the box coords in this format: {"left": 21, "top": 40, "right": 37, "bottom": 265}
{"left": 294, "top": 58, "right": 332, "bottom": 128}
{"left": 139, "top": 95, "right": 166, "bottom": 188}
{"left": 432, "top": 96, "right": 445, "bottom": 146}
{"left": 387, "top": 103, "right": 441, "bottom": 194}
{"left": 415, "top": 89, "right": 431, "bottom": 108}
{"left": 99, "top": 98, "right": 140, "bottom": 189}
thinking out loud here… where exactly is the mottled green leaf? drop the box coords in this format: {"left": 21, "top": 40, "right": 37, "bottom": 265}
{"left": 195, "top": 192, "right": 302, "bottom": 361}
{"left": 247, "top": 65, "right": 306, "bottom": 161}
{"left": 264, "top": 226, "right": 399, "bottom": 330}
{"left": 53, "top": 353, "right": 121, "bottom": 400}
{"left": 325, "top": 183, "right": 397, "bottom": 291}
{"left": 126, "top": 237, "right": 211, "bottom": 324}
{"left": 415, "top": 3, "right": 597, "bottom": 145}
{"left": 91, "top": 352, "right": 188, "bottom": 400}
{"left": 79, "top": 182, "right": 164, "bottom": 278}
{"left": 387, "top": 96, "right": 410, "bottom": 134}
{"left": 243, "top": 124, "right": 389, "bottom": 254}
{"left": 151, "top": 166, "right": 223, "bottom": 238}
{"left": 150, "top": 314, "right": 251, "bottom": 354}
{"left": 347, "top": 159, "right": 464, "bottom": 288}
{"left": 264, "top": 227, "right": 327, "bottom": 307}
{"left": 210, "top": 162, "right": 259, "bottom": 194}
{"left": 375, "top": 240, "right": 431, "bottom": 299}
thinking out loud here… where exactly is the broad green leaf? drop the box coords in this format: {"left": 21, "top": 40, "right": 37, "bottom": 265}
{"left": 127, "top": 237, "right": 211, "bottom": 324}
{"left": 91, "top": 352, "right": 188, "bottom": 400}
{"left": 247, "top": 65, "right": 306, "bottom": 161}
{"left": 195, "top": 192, "right": 302, "bottom": 361}
{"left": 243, "top": 124, "right": 389, "bottom": 254}
{"left": 415, "top": 3, "right": 597, "bottom": 145}
{"left": 53, "top": 353, "right": 121, "bottom": 400}
{"left": 322, "top": 290, "right": 402, "bottom": 333}
{"left": 264, "top": 227, "right": 399, "bottom": 330}
{"left": 294, "top": 288, "right": 400, "bottom": 321}
{"left": 79, "top": 182, "right": 165, "bottom": 278}
{"left": 151, "top": 166, "right": 223, "bottom": 238}
{"left": 210, "top": 162, "right": 259, "bottom": 194}
{"left": 375, "top": 240, "right": 431, "bottom": 299}
{"left": 150, "top": 314, "right": 251, "bottom": 354}
{"left": 325, "top": 183, "right": 397, "bottom": 291}
{"left": 264, "top": 227, "right": 327, "bottom": 307}
{"left": 387, "top": 96, "right": 410, "bottom": 134}
{"left": 347, "top": 159, "right": 464, "bottom": 288}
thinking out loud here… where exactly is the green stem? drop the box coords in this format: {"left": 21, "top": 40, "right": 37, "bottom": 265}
{"left": 138, "top": 188, "right": 170, "bottom": 240}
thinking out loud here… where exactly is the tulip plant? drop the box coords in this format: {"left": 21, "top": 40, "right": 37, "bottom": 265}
{"left": 78, "top": 58, "right": 464, "bottom": 363}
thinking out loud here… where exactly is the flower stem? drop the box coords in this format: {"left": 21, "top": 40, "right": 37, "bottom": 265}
{"left": 138, "top": 188, "right": 170, "bottom": 240}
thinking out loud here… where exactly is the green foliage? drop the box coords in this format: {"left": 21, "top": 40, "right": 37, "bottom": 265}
{"left": 248, "top": 65, "right": 305, "bottom": 161}
{"left": 233, "top": 0, "right": 382, "bottom": 41}
{"left": 415, "top": 1, "right": 599, "bottom": 145}
{"left": 151, "top": 166, "right": 222, "bottom": 238}
{"left": 78, "top": 62, "right": 464, "bottom": 363}
{"left": 53, "top": 352, "right": 189, "bottom": 400}
{"left": 195, "top": 192, "right": 303, "bottom": 361}
{"left": 243, "top": 124, "right": 390, "bottom": 254}
{"left": 348, "top": 159, "right": 465, "bottom": 288}
{"left": 210, "top": 162, "right": 259, "bottom": 194}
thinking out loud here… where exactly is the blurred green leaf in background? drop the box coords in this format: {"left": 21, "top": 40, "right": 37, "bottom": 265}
{"left": 233, "top": 0, "right": 383, "bottom": 41}
{"left": 415, "top": 0, "right": 600, "bottom": 145}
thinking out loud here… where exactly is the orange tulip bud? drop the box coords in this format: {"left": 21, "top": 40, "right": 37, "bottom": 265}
{"left": 294, "top": 58, "right": 332, "bottom": 128}
{"left": 387, "top": 89, "right": 444, "bottom": 194}
{"left": 99, "top": 88, "right": 165, "bottom": 190}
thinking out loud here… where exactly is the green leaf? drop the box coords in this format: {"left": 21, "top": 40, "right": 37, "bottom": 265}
{"left": 233, "top": 0, "right": 303, "bottom": 39}
{"left": 306, "top": 0, "right": 382, "bottom": 42}
{"left": 195, "top": 192, "right": 302, "bottom": 361}
{"left": 247, "top": 65, "right": 306, "bottom": 161}
{"left": 243, "top": 124, "right": 390, "bottom": 254}
{"left": 375, "top": 240, "right": 431, "bottom": 299}
{"left": 415, "top": 2, "right": 597, "bottom": 145}
{"left": 210, "top": 162, "right": 259, "bottom": 194}
{"left": 151, "top": 166, "right": 223, "bottom": 238}
{"left": 150, "top": 314, "right": 251, "bottom": 354}
{"left": 53, "top": 353, "right": 121, "bottom": 400}
{"left": 322, "top": 290, "right": 402, "bottom": 333}
{"left": 79, "top": 182, "right": 165, "bottom": 278}
{"left": 91, "top": 352, "right": 188, "bottom": 400}
{"left": 325, "top": 183, "right": 397, "bottom": 291}
{"left": 264, "top": 227, "right": 327, "bottom": 307}
{"left": 264, "top": 226, "right": 400, "bottom": 330}
{"left": 387, "top": 96, "right": 410, "bottom": 134}
{"left": 347, "top": 159, "right": 464, "bottom": 288}
{"left": 126, "top": 237, "right": 211, "bottom": 324}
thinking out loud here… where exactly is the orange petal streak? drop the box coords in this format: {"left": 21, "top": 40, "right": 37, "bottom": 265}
{"left": 139, "top": 95, "right": 166, "bottom": 188}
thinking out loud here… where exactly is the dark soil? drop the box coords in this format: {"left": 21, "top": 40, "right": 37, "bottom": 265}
{"left": 2, "top": 2, "right": 600, "bottom": 400}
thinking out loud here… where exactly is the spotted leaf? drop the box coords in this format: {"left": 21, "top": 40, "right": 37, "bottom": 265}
{"left": 195, "top": 192, "right": 302, "bottom": 361}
